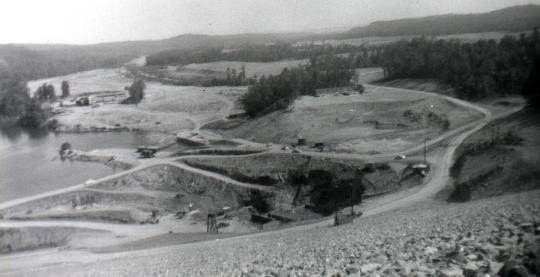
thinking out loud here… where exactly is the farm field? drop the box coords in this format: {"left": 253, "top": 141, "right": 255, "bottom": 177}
{"left": 379, "top": 78, "right": 455, "bottom": 96}
{"left": 182, "top": 59, "right": 308, "bottom": 78}
{"left": 138, "top": 59, "right": 308, "bottom": 86}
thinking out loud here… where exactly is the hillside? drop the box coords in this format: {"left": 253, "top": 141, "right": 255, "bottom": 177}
{"left": 21, "top": 189, "right": 540, "bottom": 276}
{"left": 445, "top": 106, "right": 540, "bottom": 202}
{"left": 346, "top": 5, "right": 540, "bottom": 37}
{"left": 1, "top": 33, "right": 312, "bottom": 80}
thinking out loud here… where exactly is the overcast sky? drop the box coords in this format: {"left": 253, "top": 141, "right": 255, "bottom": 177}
{"left": 1, "top": 0, "right": 539, "bottom": 44}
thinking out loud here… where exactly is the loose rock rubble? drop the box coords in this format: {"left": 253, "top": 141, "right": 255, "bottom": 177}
{"left": 24, "top": 190, "right": 540, "bottom": 277}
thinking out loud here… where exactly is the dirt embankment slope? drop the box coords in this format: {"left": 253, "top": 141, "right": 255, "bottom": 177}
{"left": 445, "top": 108, "right": 540, "bottom": 201}
{"left": 24, "top": 189, "right": 540, "bottom": 277}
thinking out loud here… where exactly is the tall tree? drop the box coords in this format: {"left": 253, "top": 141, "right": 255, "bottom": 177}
{"left": 522, "top": 57, "right": 540, "bottom": 110}
{"left": 61, "top": 81, "right": 70, "bottom": 98}
{"left": 34, "top": 83, "right": 55, "bottom": 101}
{"left": 18, "top": 100, "right": 47, "bottom": 128}
{"left": 124, "top": 79, "right": 146, "bottom": 104}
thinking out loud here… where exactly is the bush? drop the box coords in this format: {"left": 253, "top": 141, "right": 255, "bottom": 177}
{"left": 122, "top": 79, "right": 146, "bottom": 104}
{"left": 18, "top": 101, "right": 47, "bottom": 128}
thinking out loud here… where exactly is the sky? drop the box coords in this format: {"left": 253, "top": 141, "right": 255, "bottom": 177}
{"left": 1, "top": 0, "right": 539, "bottom": 45}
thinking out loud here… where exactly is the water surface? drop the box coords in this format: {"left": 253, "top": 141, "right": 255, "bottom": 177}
{"left": 0, "top": 125, "right": 156, "bottom": 203}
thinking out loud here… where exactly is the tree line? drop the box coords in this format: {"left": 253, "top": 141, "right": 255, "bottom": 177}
{"left": 241, "top": 55, "right": 356, "bottom": 117}
{"left": 146, "top": 43, "right": 374, "bottom": 66}
{"left": 378, "top": 30, "right": 540, "bottom": 102}
{"left": 0, "top": 79, "right": 72, "bottom": 128}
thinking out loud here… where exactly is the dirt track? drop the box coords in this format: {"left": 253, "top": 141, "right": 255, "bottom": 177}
{"left": 0, "top": 82, "right": 525, "bottom": 275}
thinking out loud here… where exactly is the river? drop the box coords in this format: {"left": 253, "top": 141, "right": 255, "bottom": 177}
{"left": 0, "top": 125, "right": 157, "bottom": 203}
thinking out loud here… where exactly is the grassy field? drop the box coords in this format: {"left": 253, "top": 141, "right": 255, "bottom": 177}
{"left": 27, "top": 68, "right": 130, "bottom": 96}
{"left": 139, "top": 59, "right": 308, "bottom": 86}
{"left": 379, "top": 78, "right": 455, "bottom": 95}
{"left": 182, "top": 59, "right": 308, "bottom": 78}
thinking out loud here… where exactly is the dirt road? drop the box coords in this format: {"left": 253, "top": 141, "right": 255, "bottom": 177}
{"left": 0, "top": 83, "right": 524, "bottom": 275}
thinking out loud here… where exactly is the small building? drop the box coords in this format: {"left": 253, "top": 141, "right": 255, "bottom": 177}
{"left": 297, "top": 138, "right": 307, "bottom": 146}
{"left": 75, "top": 97, "right": 90, "bottom": 106}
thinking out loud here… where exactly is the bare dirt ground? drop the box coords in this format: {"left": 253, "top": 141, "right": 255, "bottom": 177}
{"left": 27, "top": 69, "right": 131, "bottom": 97}
{"left": 36, "top": 67, "right": 246, "bottom": 134}
{"left": 16, "top": 189, "right": 539, "bottom": 277}
{"left": 441, "top": 98, "right": 540, "bottom": 202}
{"left": 213, "top": 84, "right": 483, "bottom": 155}
{"left": 1, "top": 64, "right": 533, "bottom": 275}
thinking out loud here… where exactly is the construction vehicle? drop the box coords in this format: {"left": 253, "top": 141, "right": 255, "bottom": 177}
{"left": 136, "top": 145, "right": 158, "bottom": 158}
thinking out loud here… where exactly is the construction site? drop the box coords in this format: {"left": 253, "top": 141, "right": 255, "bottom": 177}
{"left": 0, "top": 58, "right": 492, "bottom": 264}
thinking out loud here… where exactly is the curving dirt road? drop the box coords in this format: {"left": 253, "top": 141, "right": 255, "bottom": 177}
{"left": 0, "top": 82, "right": 524, "bottom": 275}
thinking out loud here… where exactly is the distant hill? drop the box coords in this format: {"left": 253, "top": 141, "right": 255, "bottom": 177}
{"left": 346, "top": 5, "right": 540, "bottom": 37}
{"left": 2, "top": 5, "right": 539, "bottom": 81}
{"left": 1, "top": 32, "right": 313, "bottom": 80}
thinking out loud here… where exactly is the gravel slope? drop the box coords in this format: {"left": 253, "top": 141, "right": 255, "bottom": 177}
{"left": 16, "top": 189, "right": 540, "bottom": 277}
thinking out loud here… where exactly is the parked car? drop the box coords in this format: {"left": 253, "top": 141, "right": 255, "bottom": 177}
{"left": 292, "top": 148, "right": 302, "bottom": 154}
{"left": 394, "top": 154, "right": 406, "bottom": 160}
{"left": 281, "top": 145, "right": 290, "bottom": 151}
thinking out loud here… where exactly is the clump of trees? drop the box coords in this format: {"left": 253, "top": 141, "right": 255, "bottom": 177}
{"left": 379, "top": 30, "right": 540, "bottom": 101}
{"left": 18, "top": 101, "right": 47, "bottom": 128}
{"left": 146, "top": 43, "right": 376, "bottom": 67}
{"left": 34, "top": 83, "right": 56, "bottom": 101}
{"left": 0, "top": 78, "right": 49, "bottom": 128}
{"left": 61, "top": 81, "right": 70, "bottom": 98}
{"left": 0, "top": 78, "right": 32, "bottom": 118}
{"left": 241, "top": 55, "right": 355, "bottom": 117}
{"left": 522, "top": 57, "right": 540, "bottom": 110}
{"left": 122, "top": 79, "right": 146, "bottom": 104}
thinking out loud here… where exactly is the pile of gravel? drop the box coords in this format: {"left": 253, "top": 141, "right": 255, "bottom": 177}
{"left": 28, "top": 190, "right": 540, "bottom": 277}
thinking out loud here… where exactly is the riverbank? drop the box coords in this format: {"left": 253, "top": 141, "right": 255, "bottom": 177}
{"left": 60, "top": 149, "right": 135, "bottom": 171}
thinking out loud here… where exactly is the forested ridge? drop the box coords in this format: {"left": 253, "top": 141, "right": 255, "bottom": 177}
{"left": 379, "top": 30, "right": 540, "bottom": 100}
{"left": 240, "top": 31, "right": 540, "bottom": 116}
{"left": 346, "top": 5, "right": 540, "bottom": 38}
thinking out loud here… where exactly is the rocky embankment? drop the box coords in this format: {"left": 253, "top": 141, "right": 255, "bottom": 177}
{"left": 25, "top": 189, "right": 540, "bottom": 277}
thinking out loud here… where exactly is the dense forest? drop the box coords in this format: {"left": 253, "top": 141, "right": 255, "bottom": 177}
{"left": 241, "top": 55, "right": 355, "bottom": 117}
{"left": 379, "top": 30, "right": 540, "bottom": 100}
{"left": 240, "top": 30, "right": 540, "bottom": 117}
{"left": 0, "top": 78, "right": 47, "bottom": 127}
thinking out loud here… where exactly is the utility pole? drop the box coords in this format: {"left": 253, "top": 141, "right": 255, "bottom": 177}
{"left": 424, "top": 138, "right": 428, "bottom": 164}
{"left": 350, "top": 182, "right": 354, "bottom": 216}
